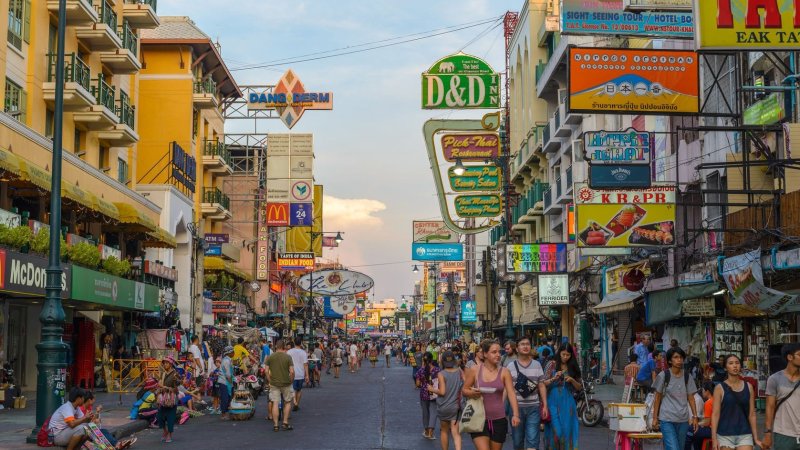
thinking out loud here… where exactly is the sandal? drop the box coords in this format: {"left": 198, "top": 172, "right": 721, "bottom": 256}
{"left": 273, "top": 425, "right": 280, "bottom": 432}
{"left": 282, "top": 423, "right": 293, "bottom": 431}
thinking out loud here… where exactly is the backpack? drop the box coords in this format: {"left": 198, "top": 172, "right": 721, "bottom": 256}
{"left": 662, "top": 369, "right": 690, "bottom": 392}
{"left": 36, "top": 417, "right": 53, "bottom": 447}
{"left": 129, "top": 397, "right": 144, "bottom": 419}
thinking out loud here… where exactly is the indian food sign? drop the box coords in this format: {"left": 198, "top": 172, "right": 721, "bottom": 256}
{"left": 575, "top": 183, "right": 676, "bottom": 248}
{"left": 696, "top": 0, "right": 800, "bottom": 49}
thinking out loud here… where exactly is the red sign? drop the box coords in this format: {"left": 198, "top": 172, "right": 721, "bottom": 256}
{"left": 212, "top": 301, "right": 235, "bottom": 313}
{"left": 441, "top": 133, "right": 500, "bottom": 162}
{"left": 270, "top": 281, "right": 282, "bottom": 294}
{"left": 144, "top": 260, "right": 178, "bottom": 281}
{"left": 265, "top": 203, "right": 290, "bottom": 226}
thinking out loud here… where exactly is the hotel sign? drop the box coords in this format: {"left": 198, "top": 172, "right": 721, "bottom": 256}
{"left": 422, "top": 53, "right": 500, "bottom": 109}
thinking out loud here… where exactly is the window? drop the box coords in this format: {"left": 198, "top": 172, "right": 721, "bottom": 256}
{"left": 4, "top": 78, "right": 26, "bottom": 122}
{"left": 7, "top": 0, "right": 29, "bottom": 51}
{"left": 117, "top": 158, "right": 128, "bottom": 184}
{"left": 99, "top": 147, "right": 109, "bottom": 171}
{"left": 45, "top": 109, "right": 54, "bottom": 138}
{"left": 192, "top": 108, "right": 199, "bottom": 137}
{"left": 74, "top": 130, "right": 84, "bottom": 156}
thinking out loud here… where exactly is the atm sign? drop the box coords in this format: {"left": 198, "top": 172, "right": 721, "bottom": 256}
{"left": 266, "top": 203, "right": 290, "bottom": 226}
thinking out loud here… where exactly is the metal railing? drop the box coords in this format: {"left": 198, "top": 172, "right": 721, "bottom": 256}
{"left": 203, "top": 187, "right": 230, "bottom": 210}
{"left": 117, "top": 92, "right": 135, "bottom": 128}
{"left": 206, "top": 287, "right": 248, "bottom": 304}
{"left": 529, "top": 181, "right": 547, "bottom": 206}
{"left": 543, "top": 123, "right": 551, "bottom": 148}
{"left": 544, "top": 187, "right": 552, "bottom": 210}
{"left": 47, "top": 53, "right": 91, "bottom": 92}
{"left": 204, "top": 140, "right": 231, "bottom": 166}
{"left": 106, "top": 357, "right": 189, "bottom": 393}
{"left": 535, "top": 61, "right": 547, "bottom": 85}
{"left": 555, "top": 175, "right": 562, "bottom": 199}
{"left": 119, "top": 20, "right": 137, "bottom": 54}
{"left": 566, "top": 165, "right": 573, "bottom": 191}
{"left": 554, "top": 107, "right": 561, "bottom": 131}
{"left": 194, "top": 78, "right": 216, "bottom": 95}
{"left": 94, "top": 0, "right": 118, "bottom": 30}
{"left": 92, "top": 75, "right": 116, "bottom": 112}
{"left": 124, "top": 0, "right": 157, "bottom": 11}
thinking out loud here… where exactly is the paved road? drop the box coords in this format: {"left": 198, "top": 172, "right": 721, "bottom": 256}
{"left": 127, "top": 358, "right": 612, "bottom": 450}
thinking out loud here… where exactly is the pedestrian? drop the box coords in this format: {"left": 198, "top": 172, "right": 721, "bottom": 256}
{"left": 465, "top": 345, "right": 484, "bottom": 369}
{"left": 332, "top": 343, "right": 344, "bottom": 378}
{"left": 287, "top": 337, "right": 309, "bottom": 411}
{"left": 537, "top": 339, "right": 554, "bottom": 362}
{"left": 761, "top": 342, "right": 800, "bottom": 450}
{"left": 187, "top": 336, "right": 204, "bottom": 390}
{"left": 312, "top": 343, "right": 323, "bottom": 386}
{"left": 542, "top": 343, "right": 582, "bottom": 450}
{"left": 414, "top": 343, "right": 425, "bottom": 381}
{"left": 48, "top": 387, "right": 93, "bottom": 450}
{"left": 462, "top": 339, "right": 521, "bottom": 450}
{"left": 207, "top": 357, "right": 221, "bottom": 414}
{"left": 416, "top": 352, "right": 440, "bottom": 440}
{"left": 369, "top": 342, "right": 379, "bottom": 368}
{"left": 349, "top": 341, "right": 359, "bottom": 373}
{"left": 650, "top": 347, "right": 699, "bottom": 450}
{"left": 711, "top": 354, "right": 760, "bottom": 450}
{"left": 157, "top": 355, "right": 180, "bottom": 443}
{"left": 507, "top": 336, "right": 548, "bottom": 450}
{"left": 218, "top": 346, "right": 235, "bottom": 421}
{"left": 409, "top": 343, "right": 420, "bottom": 379}
{"left": 501, "top": 340, "right": 517, "bottom": 367}
{"left": 539, "top": 348, "right": 551, "bottom": 366}
{"left": 636, "top": 349, "right": 662, "bottom": 392}
{"left": 324, "top": 343, "right": 333, "bottom": 375}
{"left": 429, "top": 350, "right": 464, "bottom": 450}
{"left": 265, "top": 339, "right": 295, "bottom": 432}
{"left": 385, "top": 341, "right": 393, "bottom": 368}
{"left": 688, "top": 381, "right": 715, "bottom": 450}
{"left": 261, "top": 338, "right": 271, "bottom": 365}
{"left": 708, "top": 355, "right": 728, "bottom": 383}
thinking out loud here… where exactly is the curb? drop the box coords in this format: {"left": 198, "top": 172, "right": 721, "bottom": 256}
{"left": 111, "top": 420, "right": 148, "bottom": 439}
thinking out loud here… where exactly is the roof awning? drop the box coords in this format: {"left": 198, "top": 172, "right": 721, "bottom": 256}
{"left": 646, "top": 283, "right": 720, "bottom": 325}
{"left": 113, "top": 202, "right": 157, "bottom": 232}
{"left": 0, "top": 148, "right": 21, "bottom": 176}
{"left": 593, "top": 289, "right": 641, "bottom": 314}
{"left": 144, "top": 227, "right": 178, "bottom": 249}
{"left": 61, "top": 180, "right": 96, "bottom": 210}
{"left": 19, "top": 160, "right": 51, "bottom": 191}
{"left": 203, "top": 256, "right": 253, "bottom": 281}
{"left": 93, "top": 196, "right": 119, "bottom": 221}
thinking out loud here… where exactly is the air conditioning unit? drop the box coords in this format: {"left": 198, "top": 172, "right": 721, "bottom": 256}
{"left": 558, "top": 88, "right": 568, "bottom": 104}
{"left": 572, "top": 139, "right": 584, "bottom": 163}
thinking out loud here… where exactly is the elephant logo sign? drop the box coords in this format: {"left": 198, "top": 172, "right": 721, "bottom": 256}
{"left": 438, "top": 61, "right": 455, "bottom": 73}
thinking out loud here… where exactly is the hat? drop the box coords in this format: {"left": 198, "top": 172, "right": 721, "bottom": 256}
{"left": 223, "top": 345, "right": 234, "bottom": 355}
{"left": 441, "top": 351, "right": 457, "bottom": 368}
{"left": 162, "top": 355, "right": 176, "bottom": 366}
{"left": 143, "top": 378, "right": 159, "bottom": 390}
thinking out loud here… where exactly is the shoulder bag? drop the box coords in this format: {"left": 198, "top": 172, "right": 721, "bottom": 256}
{"left": 458, "top": 365, "right": 486, "bottom": 434}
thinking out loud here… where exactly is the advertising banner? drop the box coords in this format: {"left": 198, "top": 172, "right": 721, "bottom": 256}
{"left": 605, "top": 261, "right": 651, "bottom": 296}
{"left": 448, "top": 165, "right": 502, "bottom": 192}
{"left": 297, "top": 269, "right": 374, "bottom": 295}
{"left": 440, "top": 133, "right": 500, "bottom": 161}
{"left": 277, "top": 252, "right": 315, "bottom": 271}
{"left": 743, "top": 93, "right": 785, "bottom": 125}
{"left": 454, "top": 194, "right": 502, "bottom": 217}
{"left": 461, "top": 300, "right": 477, "bottom": 323}
{"left": 71, "top": 265, "right": 158, "bottom": 311}
{"left": 575, "top": 183, "right": 676, "bottom": 248}
{"left": 412, "top": 243, "right": 464, "bottom": 262}
{"left": 538, "top": 273, "right": 570, "bottom": 306}
{"left": 422, "top": 53, "right": 500, "bottom": 109}
{"left": 247, "top": 69, "right": 333, "bottom": 129}
{"left": 722, "top": 250, "right": 800, "bottom": 315}
{"left": 413, "top": 220, "right": 459, "bottom": 244}
{"left": 589, "top": 165, "right": 652, "bottom": 189}
{"left": 256, "top": 223, "right": 269, "bottom": 280}
{"left": 584, "top": 128, "right": 651, "bottom": 165}
{"left": 286, "top": 185, "right": 323, "bottom": 255}
{"left": 562, "top": 0, "right": 694, "bottom": 38}
{"left": 265, "top": 203, "right": 290, "bottom": 226}
{"left": 500, "top": 244, "right": 568, "bottom": 273}
{"left": 0, "top": 248, "right": 71, "bottom": 297}
{"left": 569, "top": 48, "right": 699, "bottom": 115}
{"left": 696, "top": 1, "right": 800, "bottom": 50}
{"left": 623, "top": 0, "right": 691, "bottom": 11}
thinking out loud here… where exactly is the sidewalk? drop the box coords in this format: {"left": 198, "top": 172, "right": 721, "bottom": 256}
{"left": 0, "top": 391, "right": 147, "bottom": 449}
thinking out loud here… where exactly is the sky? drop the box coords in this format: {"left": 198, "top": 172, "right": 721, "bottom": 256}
{"left": 159, "top": 0, "right": 522, "bottom": 301}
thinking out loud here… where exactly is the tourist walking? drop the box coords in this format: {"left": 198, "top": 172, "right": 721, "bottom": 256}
{"left": 501, "top": 340, "right": 517, "bottom": 367}
{"left": 349, "top": 341, "right": 359, "bottom": 373}
{"left": 650, "top": 347, "right": 699, "bottom": 450}
{"left": 369, "top": 342, "right": 379, "bottom": 368}
{"left": 416, "top": 352, "right": 441, "bottom": 440}
{"left": 462, "top": 339, "right": 521, "bottom": 450}
{"left": 466, "top": 345, "right": 484, "bottom": 370}
{"left": 507, "top": 336, "right": 548, "bottom": 450}
{"left": 543, "top": 343, "right": 582, "bottom": 450}
{"left": 385, "top": 341, "right": 393, "bottom": 368}
{"left": 429, "top": 350, "right": 464, "bottom": 450}
{"left": 762, "top": 342, "right": 800, "bottom": 450}
{"left": 711, "top": 354, "right": 760, "bottom": 450}
{"left": 218, "top": 346, "right": 235, "bottom": 421}
{"left": 265, "top": 339, "right": 295, "bottom": 432}
{"left": 157, "top": 355, "right": 180, "bottom": 443}
{"left": 287, "top": 338, "right": 309, "bottom": 411}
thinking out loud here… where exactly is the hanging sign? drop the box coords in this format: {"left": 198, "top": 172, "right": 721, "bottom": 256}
{"left": 584, "top": 129, "right": 651, "bottom": 165}
{"left": 448, "top": 165, "right": 502, "bottom": 192}
{"left": 413, "top": 220, "right": 459, "bottom": 244}
{"left": 589, "top": 165, "right": 652, "bottom": 189}
{"left": 297, "top": 269, "right": 374, "bottom": 295}
{"left": 454, "top": 194, "right": 502, "bottom": 217}
{"left": 721, "top": 250, "right": 800, "bottom": 315}
{"left": 441, "top": 132, "right": 500, "bottom": 161}
{"left": 247, "top": 69, "right": 333, "bottom": 129}
{"left": 499, "top": 244, "right": 568, "bottom": 273}
{"left": 422, "top": 53, "right": 500, "bottom": 109}
{"left": 277, "top": 252, "right": 315, "bottom": 271}
{"left": 682, "top": 297, "right": 715, "bottom": 317}
{"left": 538, "top": 273, "right": 570, "bottom": 305}
{"left": 412, "top": 243, "right": 464, "bottom": 262}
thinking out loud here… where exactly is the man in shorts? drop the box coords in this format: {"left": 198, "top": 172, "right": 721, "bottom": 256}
{"left": 265, "top": 339, "right": 295, "bottom": 431}
{"left": 48, "top": 387, "right": 94, "bottom": 450}
{"left": 349, "top": 341, "right": 358, "bottom": 373}
{"left": 762, "top": 342, "right": 800, "bottom": 450}
{"left": 286, "top": 338, "right": 308, "bottom": 411}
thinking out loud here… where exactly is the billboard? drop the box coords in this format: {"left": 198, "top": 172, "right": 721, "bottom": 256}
{"left": 589, "top": 165, "right": 652, "bottom": 189}
{"left": 247, "top": 69, "right": 333, "bottom": 129}
{"left": 461, "top": 300, "right": 477, "bottom": 323}
{"left": 584, "top": 129, "right": 651, "bottom": 165}
{"left": 562, "top": 0, "right": 694, "bottom": 38}
{"left": 696, "top": 1, "right": 800, "bottom": 50}
{"left": 413, "top": 220, "right": 459, "bottom": 244}
{"left": 568, "top": 48, "right": 699, "bottom": 115}
{"left": 412, "top": 243, "right": 464, "bottom": 261}
{"left": 575, "top": 183, "right": 676, "bottom": 247}
{"left": 422, "top": 53, "right": 500, "bottom": 109}
{"left": 538, "top": 274, "right": 570, "bottom": 306}
{"left": 441, "top": 133, "right": 500, "bottom": 161}
{"left": 500, "top": 244, "right": 568, "bottom": 273}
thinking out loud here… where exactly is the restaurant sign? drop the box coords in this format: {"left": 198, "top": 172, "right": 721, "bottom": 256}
{"left": 277, "top": 252, "right": 315, "bottom": 271}
{"left": 440, "top": 133, "right": 500, "bottom": 161}
{"left": 298, "top": 269, "right": 374, "bottom": 296}
{"left": 0, "top": 248, "right": 70, "bottom": 297}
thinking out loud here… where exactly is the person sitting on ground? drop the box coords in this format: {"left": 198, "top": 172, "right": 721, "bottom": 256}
{"left": 130, "top": 378, "right": 159, "bottom": 424}
{"left": 80, "top": 392, "right": 137, "bottom": 449}
{"left": 48, "top": 387, "right": 94, "bottom": 450}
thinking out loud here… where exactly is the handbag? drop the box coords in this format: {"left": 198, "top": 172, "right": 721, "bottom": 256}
{"left": 512, "top": 361, "right": 538, "bottom": 398}
{"left": 458, "top": 366, "right": 486, "bottom": 434}
{"left": 156, "top": 388, "right": 176, "bottom": 408}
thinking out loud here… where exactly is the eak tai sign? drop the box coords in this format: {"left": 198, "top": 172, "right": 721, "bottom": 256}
{"left": 0, "top": 248, "right": 71, "bottom": 297}
{"left": 697, "top": 0, "right": 800, "bottom": 49}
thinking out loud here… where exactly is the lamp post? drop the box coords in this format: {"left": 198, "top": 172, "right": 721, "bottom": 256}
{"left": 305, "top": 230, "right": 343, "bottom": 349}
{"left": 499, "top": 123, "right": 515, "bottom": 341}
{"left": 29, "top": 0, "right": 68, "bottom": 441}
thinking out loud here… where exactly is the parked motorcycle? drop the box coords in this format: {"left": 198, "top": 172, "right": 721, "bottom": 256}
{"left": 575, "top": 378, "right": 604, "bottom": 427}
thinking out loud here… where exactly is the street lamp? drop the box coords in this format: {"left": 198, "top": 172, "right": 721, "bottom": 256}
{"left": 452, "top": 158, "right": 466, "bottom": 176}
{"left": 412, "top": 265, "right": 419, "bottom": 274}
{"left": 306, "top": 230, "right": 344, "bottom": 348}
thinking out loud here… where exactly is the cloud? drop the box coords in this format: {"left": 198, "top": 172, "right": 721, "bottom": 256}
{"left": 323, "top": 195, "right": 386, "bottom": 228}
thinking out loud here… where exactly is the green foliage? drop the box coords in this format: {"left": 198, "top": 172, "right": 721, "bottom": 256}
{"left": 67, "top": 241, "right": 101, "bottom": 268}
{"left": 204, "top": 273, "right": 218, "bottom": 287}
{"left": 0, "top": 225, "right": 34, "bottom": 250}
{"left": 101, "top": 255, "right": 131, "bottom": 277}
{"left": 29, "top": 229, "right": 68, "bottom": 258}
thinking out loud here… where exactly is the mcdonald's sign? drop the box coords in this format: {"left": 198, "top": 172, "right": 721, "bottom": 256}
{"left": 266, "top": 203, "right": 290, "bottom": 226}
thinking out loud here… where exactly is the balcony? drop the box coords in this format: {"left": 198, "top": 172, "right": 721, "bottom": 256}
{"left": 43, "top": 53, "right": 94, "bottom": 111}
{"left": 73, "top": 75, "right": 118, "bottom": 130}
{"left": 202, "top": 187, "right": 232, "bottom": 221}
{"left": 122, "top": 0, "right": 160, "bottom": 29}
{"left": 561, "top": 96, "right": 582, "bottom": 126}
{"left": 543, "top": 183, "right": 563, "bottom": 215}
{"left": 193, "top": 79, "right": 218, "bottom": 109}
{"left": 99, "top": 21, "right": 140, "bottom": 74}
{"left": 202, "top": 140, "right": 233, "bottom": 175}
{"left": 556, "top": 173, "right": 572, "bottom": 205}
{"left": 542, "top": 122, "right": 561, "bottom": 154}
{"left": 528, "top": 181, "right": 547, "bottom": 214}
{"left": 566, "top": 165, "right": 573, "bottom": 195}
{"left": 46, "top": 0, "right": 98, "bottom": 25}
{"left": 75, "top": 0, "right": 123, "bottom": 51}
{"left": 536, "top": 34, "right": 568, "bottom": 98}
{"left": 97, "top": 94, "right": 138, "bottom": 146}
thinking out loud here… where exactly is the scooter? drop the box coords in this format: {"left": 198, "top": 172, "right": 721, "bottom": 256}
{"left": 575, "top": 378, "right": 604, "bottom": 427}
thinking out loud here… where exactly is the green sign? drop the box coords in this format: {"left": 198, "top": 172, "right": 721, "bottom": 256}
{"left": 71, "top": 265, "right": 159, "bottom": 311}
{"left": 743, "top": 94, "right": 785, "bottom": 125}
{"left": 448, "top": 165, "right": 502, "bottom": 192}
{"left": 454, "top": 194, "right": 502, "bottom": 217}
{"left": 422, "top": 53, "right": 500, "bottom": 109}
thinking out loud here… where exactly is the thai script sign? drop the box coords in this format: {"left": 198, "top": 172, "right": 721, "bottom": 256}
{"left": 454, "top": 194, "right": 502, "bottom": 218}
{"left": 448, "top": 165, "right": 501, "bottom": 192}
{"left": 144, "top": 260, "right": 178, "bottom": 282}
{"left": 441, "top": 132, "right": 500, "bottom": 161}
{"left": 538, "top": 273, "right": 570, "bottom": 305}
{"left": 697, "top": 0, "right": 800, "bottom": 49}
{"left": 422, "top": 53, "right": 500, "bottom": 109}
{"left": 743, "top": 93, "right": 785, "bottom": 125}
{"left": 562, "top": 0, "right": 693, "bottom": 38}
{"left": 682, "top": 297, "right": 715, "bottom": 317}
{"left": 247, "top": 69, "right": 333, "bottom": 129}
{"left": 584, "top": 129, "right": 651, "bottom": 165}
{"left": 500, "top": 244, "right": 568, "bottom": 273}
{"left": 569, "top": 48, "right": 699, "bottom": 115}
{"left": 412, "top": 243, "right": 464, "bottom": 262}
{"left": 413, "top": 220, "right": 459, "bottom": 244}
{"left": 461, "top": 300, "right": 477, "bottom": 322}
{"left": 298, "top": 269, "right": 374, "bottom": 295}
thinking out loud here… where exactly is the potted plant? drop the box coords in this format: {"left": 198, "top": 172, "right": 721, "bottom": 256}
{"left": 67, "top": 241, "right": 101, "bottom": 269}
{"left": 0, "top": 224, "right": 33, "bottom": 252}
{"left": 101, "top": 256, "right": 131, "bottom": 277}
{"left": 29, "top": 228, "right": 68, "bottom": 259}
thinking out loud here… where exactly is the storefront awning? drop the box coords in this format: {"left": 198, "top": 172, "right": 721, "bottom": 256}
{"left": 593, "top": 289, "right": 641, "bottom": 314}
{"left": 203, "top": 256, "right": 253, "bottom": 281}
{"left": 19, "top": 160, "right": 51, "bottom": 191}
{"left": 61, "top": 180, "right": 96, "bottom": 211}
{"left": 144, "top": 227, "right": 178, "bottom": 249}
{"left": 113, "top": 202, "right": 157, "bottom": 232}
{"left": 0, "top": 147, "right": 21, "bottom": 176}
{"left": 646, "top": 283, "right": 720, "bottom": 325}
{"left": 92, "top": 196, "right": 119, "bottom": 221}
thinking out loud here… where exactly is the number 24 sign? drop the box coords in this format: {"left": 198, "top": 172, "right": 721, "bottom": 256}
{"left": 290, "top": 203, "right": 313, "bottom": 226}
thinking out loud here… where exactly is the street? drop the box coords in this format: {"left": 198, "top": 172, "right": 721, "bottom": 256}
{"left": 127, "top": 359, "right": 614, "bottom": 450}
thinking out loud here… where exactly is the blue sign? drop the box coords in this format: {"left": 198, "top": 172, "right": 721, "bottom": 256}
{"left": 323, "top": 297, "right": 343, "bottom": 319}
{"left": 412, "top": 243, "right": 464, "bottom": 261}
{"left": 589, "top": 165, "right": 651, "bottom": 189}
{"left": 561, "top": 0, "right": 693, "bottom": 39}
{"left": 461, "top": 300, "right": 477, "bottom": 323}
{"left": 204, "top": 245, "right": 222, "bottom": 256}
{"left": 290, "top": 203, "right": 313, "bottom": 226}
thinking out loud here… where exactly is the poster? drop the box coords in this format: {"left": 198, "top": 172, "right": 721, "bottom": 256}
{"left": 721, "top": 250, "right": 800, "bottom": 315}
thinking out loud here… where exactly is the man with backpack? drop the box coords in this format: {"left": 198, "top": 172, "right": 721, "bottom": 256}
{"left": 762, "top": 342, "right": 800, "bottom": 450}
{"left": 506, "top": 336, "right": 549, "bottom": 450}
{"left": 651, "top": 347, "right": 699, "bottom": 450}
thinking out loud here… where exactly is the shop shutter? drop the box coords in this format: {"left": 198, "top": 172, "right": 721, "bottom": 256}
{"left": 615, "top": 310, "right": 632, "bottom": 371}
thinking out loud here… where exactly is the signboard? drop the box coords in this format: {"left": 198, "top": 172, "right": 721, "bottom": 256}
{"left": 575, "top": 183, "right": 676, "bottom": 248}
{"left": 584, "top": 129, "right": 651, "bottom": 165}
{"left": 204, "top": 245, "right": 222, "bottom": 256}
{"left": 605, "top": 261, "right": 651, "bottom": 295}
{"left": 412, "top": 243, "right": 464, "bottom": 262}
{"left": 143, "top": 260, "right": 178, "bottom": 281}
{"left": 212, "top": 301, "right": 235, "bottom": 313}
{"left": 441, "top": 133, "right": 500, "bottom": 161}
{"left": 289, "top": 203, "right": 313, "bottom": 226}
{"left": 562, "top": 0, "right": 693, "bottom": 37}
{"left": 623, "top": 0, "right": 691, "bottom": 11}
{"left": 461, "top": 300, "right": 477, "bottom": 323}
{"left": 682, "top": 297, "right": 715, "bottom": 317}
{"left": 247, "top": 69, "right": 333, "bottom": 129}
{"left": 290, "top": 180, "right": 313, "bottom": 202}
{"left": 413, "top": 220, "right": 459, "bottom": 244}
{"left": 448, "top": 165, "right": 501, "bottom": 192}
{"left": 454, "top": 194, "right": 502, "bottom": 217}
{"left": 277, "top": 252, "right": 315, "bottom": 271}
{"left": 568, "top": 48, "right": 699, "bottom": 115}
{"left": 0, "top": 248, "right": 71, "bottom": 297}
{"left": 696, "top": 0, "right": 800, "bottom": 50}
{"left": 171, "top": 142, "right": 196, "bottom": 194}
{"left": 422, "top": 53, "right": 500, "bottom": 109}
{"left": 265, "top": 203, "right": 290, "bottom": 226}
{"left": 256, "top": 224, "right": 269, "bottom": 280}
{"left": 204, "top": 233, "right": 229, "bottom": 244}
{"left": 538, "top": 273, "right": 570, "bottom": 305}
{"left": 71, "top": 265, "right": 158, "bottom": 311}
{"left": 500, "top": 244, "right": 568, "bottom": 273}
{"left": 589, "top": 165, "right": 652, "bottom": 189}
{"left": 743, "top": 93, "right": 785, "bottom": 125}
{"left": 297, "top": 269, "right": 374, "bottom": 295}
{"left": 722, "top": 250, "right": 800, "bottom": 315}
